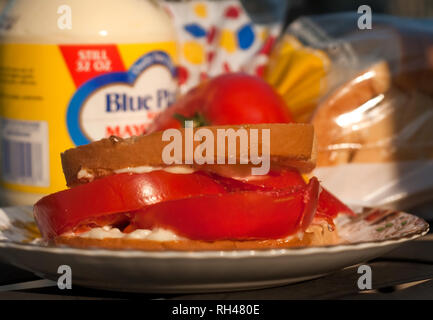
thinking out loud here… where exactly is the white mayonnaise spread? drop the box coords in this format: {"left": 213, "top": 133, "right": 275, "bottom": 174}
{"left": 72, "top": 225, "right": 307, "bottom": 242}
{"left": 77, "top": 166, "right": 196, "bottom": 181}
{"left": 77, "top": 168, "right": 95, "bottom": 181}
{"left": 76, "top": 226, "right": 186, "bottom": 241}
{"left": 115, "top": 166, "right": 195, "bottom": 175}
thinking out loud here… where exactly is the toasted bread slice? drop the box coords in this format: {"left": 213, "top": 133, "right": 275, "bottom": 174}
{"left": 61, "top": 123, "right": 316, "bottom": 187}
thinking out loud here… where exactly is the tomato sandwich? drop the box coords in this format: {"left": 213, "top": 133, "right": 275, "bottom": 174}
{"left": 33, "top": 123, "right": 354, "bottom": 250}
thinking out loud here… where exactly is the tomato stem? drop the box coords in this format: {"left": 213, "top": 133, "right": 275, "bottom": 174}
{"left": 173, "top": 112, "right": 209, "bottom": 128}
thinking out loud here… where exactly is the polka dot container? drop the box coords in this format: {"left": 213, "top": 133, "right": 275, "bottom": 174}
{"left": 164, "top": 0, "right": 282, "bottom": 93}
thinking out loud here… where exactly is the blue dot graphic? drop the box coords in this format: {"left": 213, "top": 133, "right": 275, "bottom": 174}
{"left": 237, "top": 24, "right": 255, "bottom": 50}
{"left": 184, "top": 23, "right": 207, "bottom": 38}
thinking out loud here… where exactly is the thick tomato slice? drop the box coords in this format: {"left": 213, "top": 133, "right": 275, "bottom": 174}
{"left": 34, "top": 171, "right": 226, "bottom": 239}
{"left": 202, "top": 168, "right": 306, "bottom": 192}
{"left": 128, "top": 177, "right": 320, "bottom": 241}
{"left": 246, "top": 170, "right": 354, "bottom": 218}
{"left": 218, "top": 169, "right": 354, "bottom": 219}
{"left": 231, "top": 168, "right": 306, "bottom": 190}
{"left": 316, "top": 188, "right": 355, "bottom": 218}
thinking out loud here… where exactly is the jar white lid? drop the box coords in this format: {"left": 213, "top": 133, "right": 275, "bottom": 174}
{"left": 0, "top": 0, "right": 176, "bottom": 44}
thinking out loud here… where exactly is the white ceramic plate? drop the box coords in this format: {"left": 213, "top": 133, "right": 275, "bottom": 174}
{"left": 0, "top": 206, "right": 429, "bottom": 293}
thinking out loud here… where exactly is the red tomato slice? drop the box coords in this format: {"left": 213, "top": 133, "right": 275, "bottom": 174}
{"left": 231, "top": 168, "right": 306, "bottom": 190}
{"left": 316, "top": 188, "right": 355, "bottom": 218}
{"left": 239, "top": 170, "right": 354, "bottom": 218}
{"left": 201, "top": 168, "right": 306, "bottom": 193}
{"left": 216, "top": 169, "right": 355, "bottom": 219}
{"left": 128, "top": 177, "right": 320, "bottom": 241}
{"left": 34, "top": 171, "right": 226, "bottom": 239}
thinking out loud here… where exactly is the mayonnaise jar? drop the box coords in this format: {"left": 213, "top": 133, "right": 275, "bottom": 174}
{"left": 0, "top": 0, "right": 178, "bottom": 205}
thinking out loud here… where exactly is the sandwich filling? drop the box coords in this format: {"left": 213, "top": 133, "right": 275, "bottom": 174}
{"left": 34, "top": 167, "right": 354, "bottom": 243}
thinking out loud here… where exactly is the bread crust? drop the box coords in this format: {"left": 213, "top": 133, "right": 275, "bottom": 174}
{"left": 54, "top": 225, "right": 339, "bottom": 251}
{"left": 61, "top": 123, "right": 316, "bottom": 187}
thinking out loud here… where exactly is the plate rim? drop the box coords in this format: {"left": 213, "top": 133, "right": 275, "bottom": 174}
{"left": 0, "top": 220, "right": 428, "bottom": 259}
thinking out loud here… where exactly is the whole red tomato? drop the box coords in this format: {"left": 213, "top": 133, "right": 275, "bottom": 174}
{"left": 148, "top": 73, "right": 293, "bottom": 132}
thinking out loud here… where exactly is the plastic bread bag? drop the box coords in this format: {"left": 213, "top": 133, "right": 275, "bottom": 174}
{"left": 265, "top": 13, "right": 433, "bottom": 210}
{"left": 163, "top": 0, "right": 285, "bottom": 93}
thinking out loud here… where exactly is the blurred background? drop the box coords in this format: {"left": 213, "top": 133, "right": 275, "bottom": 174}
{"left": 285, "top": 0, "right": 433, "bottom": 20}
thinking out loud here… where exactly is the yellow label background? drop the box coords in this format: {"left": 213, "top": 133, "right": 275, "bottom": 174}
{"left": 0, "top": 42, "right": 177, "bottom": 194}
